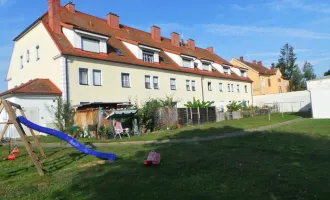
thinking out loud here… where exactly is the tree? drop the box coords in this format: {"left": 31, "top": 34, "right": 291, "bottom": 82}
{"left": 276, "top": 43, "right": 298, "bottom": 81}
{"left": 271, "top": 63, "right": 276, "bottom": 69}
{"left": 291, "top": 67, "right": 304, "bottom": 91}
{"left": 48, "top": 97, "right": 75, "bottom": 134}
{"left": 184, "top": 97, "right": 214, "bottom": 108}
{"left": 324, "top": 69, "right": 330, "bottom": 76}
{"left": 303, "top": 61, "right": 316, "bottom": 81}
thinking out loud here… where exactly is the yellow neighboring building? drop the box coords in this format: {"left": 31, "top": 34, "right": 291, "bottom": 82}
{"left": 230, "top": 57, "right": 290, "bottom": 96}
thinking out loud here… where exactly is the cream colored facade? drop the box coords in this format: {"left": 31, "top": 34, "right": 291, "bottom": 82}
{"left": 67, "top": 57, "right": 252, "bottom": 107}
{"left": 230, "top": 58, "right": 289, "bottom": 96}
{"left": 7, "top": 22, "right": 62, "bottom": 90}
{"left": 6, "top": 21, "right": 252, "bottom": 109}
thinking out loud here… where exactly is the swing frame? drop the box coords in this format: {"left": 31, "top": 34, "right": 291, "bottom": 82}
{"left": 0, "top": 99, "right": 46, "bottom": 176}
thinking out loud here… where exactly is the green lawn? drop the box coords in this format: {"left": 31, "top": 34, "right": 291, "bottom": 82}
{"left": 31, "top": 113, "right": 302, "bottom": 144}
{"left": 2, "top": 118, "right": 330, "bottom": 199}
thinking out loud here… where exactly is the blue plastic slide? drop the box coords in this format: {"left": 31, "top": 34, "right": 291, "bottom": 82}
{"left": 17, "top": 116, "right": 116, "bottom": 161}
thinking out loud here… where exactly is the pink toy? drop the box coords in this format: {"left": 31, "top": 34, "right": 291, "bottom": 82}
{"left": 144, "top": 151, "right": 161, "bottom": 166}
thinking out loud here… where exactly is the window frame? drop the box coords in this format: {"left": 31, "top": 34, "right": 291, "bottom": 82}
{"left": 81, "top": 37, "right": 100, "bottom": 53}
{"left": 20, "top": 55, "right": 23, "bottom": 69}
{"left": 268, "top": 79, "right": 271, "bottom": 87}
{"left": 182, "top": 58, "right": 192, "bottom": 68}
{"left": 223, "top": 67, "right": 230, "bottom": 75}
{"left": 237, "top": 84, "right": 240, "bottom": 93}
{"left": 208, "top": 82, "right": 212, "bottom": 91}
{"left": 219, "top": 82, "right": 223, "bottom": 92}
{"left": 26, "top": 49, "right": 30, "bottom": 63}
{"left": 245, "top": 85, "right": 248, "bottom": 93}
{"left": 153, "top": 76, "right": 159, "bottom": 89}
{"left": 121, "top": 73, "right": 130, "bottom": 88}
{"left": 92, "top": 69, "right": 102, "bottom": 86}
{"left": 36, "top": 45, "right": 40, "bottom": 61}
{"left": 228, "top": 83, "right": 231, "bottom": 92}
{"left": 202, "top": 63, "right": 210, "bottom": 71}
{"left": 79, "top": 68, "right": 89, "bottom": 85}
{"left": 170, "top": 78, "right": 176, "bottom": 90}
{"left": 142, "top": 50, "right": 154, "bottom": 63}
{"left": 145, "top": 75, "right": 151, "bottom": 89}
{"left": 191, "top": 80, "right": 196, "bottom": 91}
{"left": 186, "top": 80, "right": 191, "bottom": 91}
{"left": 231, "top": 84, "right": 234, "bottom": 92}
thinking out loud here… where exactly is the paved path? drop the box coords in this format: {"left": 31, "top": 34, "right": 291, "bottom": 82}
{"left": 1, "top": 118, "right": 306, "bottom": 148}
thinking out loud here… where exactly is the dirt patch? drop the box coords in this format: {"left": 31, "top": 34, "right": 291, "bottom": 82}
{"left": 77, "top": 160, "right": 107, "bottom": 168}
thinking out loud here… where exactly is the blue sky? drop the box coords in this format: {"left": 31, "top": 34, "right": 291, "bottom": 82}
{"left": 1, "top": 0, "right": 330, "bottom": 92}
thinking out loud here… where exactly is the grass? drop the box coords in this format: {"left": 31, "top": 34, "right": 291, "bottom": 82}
{"left": 30, "top": 113, "right": 302, "bottom": 144}
{"left": 1, "top": 118, "right": 330, "bottom": 199}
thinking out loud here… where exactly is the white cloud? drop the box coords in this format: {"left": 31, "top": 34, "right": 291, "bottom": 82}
{"left": 266, "top": 0, "right": 330, "bottom": 14}
{"left": 230, "top": 4, "right": 255, "bottom": 11}
{"left": 204, "top": 24, "right": 330, "bottom": 39}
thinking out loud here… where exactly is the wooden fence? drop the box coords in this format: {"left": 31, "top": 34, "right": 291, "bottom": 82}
{"left": 177, "top": 107, "right": 216, "bottom": 126}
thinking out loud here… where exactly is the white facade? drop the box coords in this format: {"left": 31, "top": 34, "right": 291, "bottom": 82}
{"left": 0, "top": 95, "right": 58, "bottom": 139}
{"left": 253, "top": 91, "right": 311, "bottom": 112}
{"left": 307, "top": 76, "right": 330, "bottom": 119}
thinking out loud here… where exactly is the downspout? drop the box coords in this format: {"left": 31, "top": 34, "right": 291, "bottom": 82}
{"left": 201, "top": 76, "right": 205, "bottom": 101}
{"left": 62, "top": 55, "right": 70, "bottom": 102}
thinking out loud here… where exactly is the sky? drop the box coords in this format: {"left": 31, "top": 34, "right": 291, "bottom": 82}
{"left": 1, "top": 0, "right": 330, "bottom": 92}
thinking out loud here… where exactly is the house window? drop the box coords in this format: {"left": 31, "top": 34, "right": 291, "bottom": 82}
{"left": 208, "top": 82, "right": 212, "bottom": 91}
{"left": 170, "top": 78, "right": 176, "bottom": 90}
{"left": 240, "top": 70, "right": 245, "bottom": 77}
{"left": 121, "top": 73, "right": 130, "bottom": 88}
{"left": 223, "top": 67, "right": 229, "bottom": 74}
{"left": 186, "top": 80, "right": 190, "bottom": 91}
{"left": 237, "top": 84, "right": 240, "bottom": 93}
{"left": 20, "top": 55, "right": 23, "bottom": 69}
{"left": 219, "top": 83, "right": 223, "bottom": 92}
{"left": 268, "top": 79, "right": 271, "bottom": 87}
{"left": 192, "top": 80, "right": 196, "bottom": 91}
{"left": 261, "top": 78, "right": 265, "bottom": 87}
{"left": 278, "top": 86, "right": 282, "bottom": 93}
{"left": 145, "top": 75, "right": 151, "bottom": 89}
{"left": 202, "top": 63, "right": 210, "bottom": 71}
{"left": 245, "top": 85, "right": 248, "bottom": 93}
{"left": 81, "top": 37, "right": 100, "bottom": 53}
{"left": 182, "top": 59, "right": 191, "bottom": 68}
{"left": 79, "top": 68, "right": 89, "bottom": 85}
{"left": 26, "top": 50, "right": 30, "bottom": 63}
{"left": 36, "top": 46, "right": 40, "bottom": 61}
{"left": 153, "top": 76, "right": 159, "bottom": 89}
{"left": 142, "top": 50, "right": 154, "bottom": 63}
{"left": 93, "top": 70, "right": 102, "bottom": 86}
{"left": 228, "top": 84, "right": 231, "bottom": 92}
{"left": 278, "top": 78, "right": 281, "bottom": 82}
{"left": 231, "top": 84, "right": 234, "bottom": 92}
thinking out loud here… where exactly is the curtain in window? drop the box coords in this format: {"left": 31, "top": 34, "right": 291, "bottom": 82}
{"left": 153, "top": 77, "right": 159, "bottom": 89}
{"left": 93, "top": 70, "right": 101, "bottom": 86}
{"left": 122, "top": 74, "right": 130, "bottom": 87}
{"left": 79, "top": 69, "right": 88, "bottom": 85}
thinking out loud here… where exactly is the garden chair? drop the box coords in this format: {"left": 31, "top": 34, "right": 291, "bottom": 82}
{"left": 113, "top": 120, "right": 130, "bottom": 139}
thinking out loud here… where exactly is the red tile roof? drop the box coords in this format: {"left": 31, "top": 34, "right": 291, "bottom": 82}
{"left": 239, "top": 60, "right": 276, "bottom": 75}
{"left": 36, "top": 7, "right": 251, "bottom": 82}
{"left": 0, "top": 79, "right": 62, "bottom": 97}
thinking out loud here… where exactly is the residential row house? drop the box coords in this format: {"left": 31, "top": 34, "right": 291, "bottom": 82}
{"left": 230, "top": 57, "right": 290, "bottom": 96}
{"left": 6, "top": 0, "right": 254, "bottom": 110}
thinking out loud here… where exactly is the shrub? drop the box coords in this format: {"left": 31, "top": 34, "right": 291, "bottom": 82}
{"left": 184, "top": 97, "right": 214, "bottom": 108}
{"left": 137, "top": 98, "right": 161, "bottom": 132}
{"left": 226, "top": 101, "right": 242, "bottom": 112}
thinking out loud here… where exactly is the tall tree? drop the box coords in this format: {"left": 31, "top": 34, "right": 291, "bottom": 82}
{"left": 324, "top": 69, "right": 330, "bottom": 76}
{"left": 302, "top": 61, "right": 316, "bottom": 81}
{"left": 276, "top": 43, "right": 298, "bottom": 80}
{"left": 291, "top": 67, "right": 304, "bottom": 91}
{"left": 271, "top": 63, "right": 276, "bottom": 69}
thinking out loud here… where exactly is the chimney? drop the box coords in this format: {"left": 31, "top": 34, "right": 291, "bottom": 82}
{"left": 151, "top": 26, "right": 161, "bottom": 42}
{"left": 65, "top": 2, "right": 75, "bottom": 13}
{"left": 239, "top": 56, "right": 244, "bottom": 61}
{"left": 171, "top": 32, "right": 180, "bottom": 47}
{"left": 187, "top": 39, "right": 195, "bottom": 50}
{"left": 207, "top": 47, "right": 214, "bottom": 54}
{"left": 107, "top": 13, "right": 119, "bottom": 29}
{"left": 253, "top": 60, "right": 256, "bottom": 64}
{"left": 48, "top": 0, "right": 61, "bottom": 34}
{"left": 257, "top": 61, "right": 262, "bottom": 66}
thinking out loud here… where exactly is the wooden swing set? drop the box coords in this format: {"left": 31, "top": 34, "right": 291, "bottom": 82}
{"left": 0, "top": 99, "right": 46, "bottom": 176}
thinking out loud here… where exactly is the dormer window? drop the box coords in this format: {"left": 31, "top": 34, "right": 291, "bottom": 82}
{"left": 201, "top": 59, "right": 212, "bottom": 71}
{"left": 223, "top": 66, "right": 230, "bottom": 75}
{"left": 81, "top": 37, "right": 100, "bottom": 53}
{"left": 142, "top": 50, "right": 154, "bottom": 63}
{"left": 181, "top": 55, "right": 194, "bottom": 68}
{"left": 139, "top": 45, "right": 161, "bottom": 63}
{"left": 182, "top": 58, "right": 191, "bottom": 68}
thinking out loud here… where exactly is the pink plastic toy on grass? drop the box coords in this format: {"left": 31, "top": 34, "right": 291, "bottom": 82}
{"left": 144, "top": 151, "right": 161, "bottom": 166}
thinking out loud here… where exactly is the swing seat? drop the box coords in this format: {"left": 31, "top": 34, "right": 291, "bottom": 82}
{"left": 7, "top": 155, "right": 16, "bottom": 160}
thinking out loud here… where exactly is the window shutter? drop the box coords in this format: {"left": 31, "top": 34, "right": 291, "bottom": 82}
{"left": 93, "top": 70, "right": 101, "bottom": 85}
{"left": 82, "top": 38, "right": 100, "bottom": 53}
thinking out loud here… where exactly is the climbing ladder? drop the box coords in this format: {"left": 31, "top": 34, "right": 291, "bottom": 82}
{"left": 0, "top": 99, "right": 45, "bottom": 176}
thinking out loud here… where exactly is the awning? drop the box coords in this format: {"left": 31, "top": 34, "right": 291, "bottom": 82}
{"left": 106, "top": 109, "right": 138, "bottom": 119}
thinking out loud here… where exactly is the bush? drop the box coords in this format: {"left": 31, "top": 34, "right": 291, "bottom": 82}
{"left": 184, "top": 97, "right": 214, "bottom": 108}
{"left": 226, "top": 101, "right": 242, "bottom": 112}
{"left": 137, "top": 99, "right": 161, "bottom": 132}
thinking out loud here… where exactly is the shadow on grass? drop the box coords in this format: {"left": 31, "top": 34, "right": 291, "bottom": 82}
{"left": 49, "top": 126, "right": 330, "bottom": 200}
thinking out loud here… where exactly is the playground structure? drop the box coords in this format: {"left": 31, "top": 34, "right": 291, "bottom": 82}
{"left": 0, "top": 99, "right": 116, "bottom": 176}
